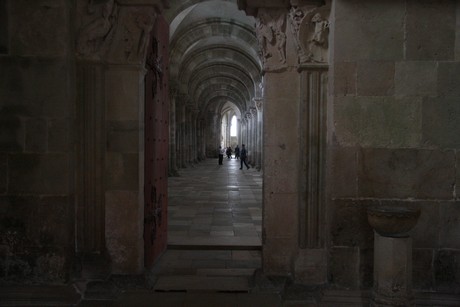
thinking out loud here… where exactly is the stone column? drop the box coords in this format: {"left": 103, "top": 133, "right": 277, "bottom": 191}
{"left": 239, "top": 0, "right": 332, "bottom": 279}
{"left": 76, "top": 61, "right": 106, "bottom": 256}
{"left": 180, "top": 102, "right": 187, "bottom": 168}
{"left": 255, "top": 98, "right": 263, "bottom": 171}
{"left": 250, "top": 107, "right": 258, "bottom": 166}
{"left": 169, "top": 89, "right": 178, "bottom": 176}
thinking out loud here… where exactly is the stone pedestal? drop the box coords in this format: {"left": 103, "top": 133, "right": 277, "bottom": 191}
{"left": 367, "top": 206, "right": 420, "bottom": 307}
{"left": 371, "top": 233, "right": 414, "bottom": 307}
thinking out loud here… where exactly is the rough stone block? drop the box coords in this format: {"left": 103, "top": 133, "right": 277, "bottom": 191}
{"left": 105, "top": 153, "right": 139, "bottom": 190}
{"left": 358, "top": 148, "right": 455, "bottom": 199}
{"left": 327, "top": 146, "right": 358, "bottom": 198}
{"left": 263, "top": 145, "right": 298, "bottom": 194}
{"left": 333, "top": 61, "right": 356, "bottom": 96}
{"left": 25, "top": 118, "right": 47, "bottom": 152}
{"left": 263, "top": 194, "right": 298, "bottom": 238}
{"left": 434, "top": 249, "right": 460, "bottom": 293}
{"left": 262, "top": 237, "right": 297, "bottom": 276}
{"left": 8, "top": 153, "right": 70, "bottom": 194}
{"left": 360, "top": 248, "right": 373, "bottom": 289}
{"left": 456, "top": 3, "right": 460, "bottom": 61}
{"left": 294, "top": 249, "right": 328, "bottom": 285}
{"left": 405, "top": 0, "right": 456, "bottom": 60}
{"left": 407, "top": 201, "right": 439, "bottom": 248}
{"left": 458, "top": 153, "right": 460, "bottom": 199}
{"left": 10, "top": 0, "right": 69, "bottom": 56}
{"left": 105, "top": 190, "right": 143, "bottom": 274}
{"left": 107, "top": 120, "right": 139, "bottom": 153}
{"left": 438, "top": 201, "right": 460, "bottom": 250}
{"left": 334, "top": 96, "right": 422, "bottom": 148}
{"left": 413, "top": 248, "right": 434, "bottom": 290}
{"left": 329, "top": 247, "right": 360, "bottom": 289}
{"left": 330, "top": 199, "right": 374, "bottom": 249}
{"left": 333, "top": 0, "right": 405, "bottom": 61}
{"left": 106, "top": 69, "right": 141, "bottom": 121}
{"left": 395, "top": 61, "right": 437, "bottom": 96}
{"left": 0, "top": 106, "right": 25, "bottom": 152}
{"left": 48, "top": 119, "right": 70, "bottom": 152}
{"left": 422, "top": 97, "right": 460, "bottom": 149}
{"left": 438, "top": 62, "right": 460, "bottom": 98}
{"left": 357, "top": 61, "right": 394, "bottom": 96}
{"left": 0, "top": 154, "right": 6, "bottom": 193}
{"left": 0, "top": 57, "right": 70, "bottom": 118}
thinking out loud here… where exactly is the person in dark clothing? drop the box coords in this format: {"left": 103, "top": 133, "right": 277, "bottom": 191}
{"left": 218, "top": 146, "right": 224, "bottom": 165}
{"left": 239, "top": 144, "right": 250, "bottom": 170}
{"left": 226, "top": 146, "right": 232, "bottom": 159}
{"left": 234, "top": 145, "right": 240, "bottom": 160}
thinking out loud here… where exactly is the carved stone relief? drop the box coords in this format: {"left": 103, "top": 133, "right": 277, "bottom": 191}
{"left": 107, "top": 7, "right": 156, "bottom": 64}
{"left": 77, "top": 1, "right": 157, "bottom": 64}
{"left": 254, "top": 98, "right": 263, "bottom": 112}
{"left": 289, "top": 5, "right": 330, "bottom": 64}
{"left": 255, "top": 8, "right": 288, "bottom": 71}
{"left": 77, "top": 0, "right": 118, "bottom": 60}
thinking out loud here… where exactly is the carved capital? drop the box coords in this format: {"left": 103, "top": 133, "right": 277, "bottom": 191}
{"left": 250, "top": 107, "right": 258, "bottom": 116}
{"left": 289, "top": 4, "right": 330, "bottom": 64}
{"left": 76, "top": 0, "right": 118, "bottom": 60}
{"left": 255, "top": 8, "right": 288, "bottom": 71}
{"left": 254, "top": 98, "right": 263, "bottom": 111}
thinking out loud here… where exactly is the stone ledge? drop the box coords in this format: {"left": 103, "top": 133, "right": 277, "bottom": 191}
{"left": 0, "top": 285, "right": 81, "bottom": 306}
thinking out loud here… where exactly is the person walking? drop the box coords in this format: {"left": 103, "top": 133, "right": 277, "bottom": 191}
{"left": 234, "top": 145, "right": 240, "bottom": 160}
{"left": 218, "top": 146, "right": 225, "bottom": 165}
{"left": 239, "top": 144, "right": 250, "bottom": 170}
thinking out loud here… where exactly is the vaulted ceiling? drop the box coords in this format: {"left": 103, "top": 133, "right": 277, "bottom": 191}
{"left": 165, "top": 0, "right": 262, "bottom": 118}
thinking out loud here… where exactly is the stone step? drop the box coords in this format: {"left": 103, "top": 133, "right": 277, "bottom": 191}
{"left": 154, "top": 275, "right": 250, "bottom": 292}
{"left": 196, "top": 268, "right": 256, "bottom": 277}
{"left": 168, "top": 236, "right": 261, "bottom": 249}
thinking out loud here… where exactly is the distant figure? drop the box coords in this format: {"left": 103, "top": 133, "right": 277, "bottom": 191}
{"left": 218, "top": 146, "right": 224, "bottom": 165}
{"left": 234, "top": 145, "right": 240, "bottom": 160}
{"left": 239, "top": 144, "right": 250, "bottom": 170}
{"left": 226, "top": 147, "right": 232, "bottom": 159}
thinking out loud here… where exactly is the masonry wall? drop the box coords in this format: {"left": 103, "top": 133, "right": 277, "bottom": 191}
{"left": 328, "top": 0, "right": 460, "bottom": 292}
{"left": 0, "top": 0, "right": 75, "bottom": 283}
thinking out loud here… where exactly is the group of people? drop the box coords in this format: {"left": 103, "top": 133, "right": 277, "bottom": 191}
{"left": 218, "top": 144, "right": 250, "bottom": 170}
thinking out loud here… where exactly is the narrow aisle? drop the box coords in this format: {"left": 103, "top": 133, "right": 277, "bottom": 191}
{"left": 168, "top": 157, "right": 262, "bottom": 247}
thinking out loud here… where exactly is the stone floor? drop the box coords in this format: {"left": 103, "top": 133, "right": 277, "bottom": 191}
{"left": 168, "top": 156, "right": 262, "bottom": 248}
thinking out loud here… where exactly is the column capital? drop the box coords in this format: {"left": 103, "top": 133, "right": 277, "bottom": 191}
{"left": 238, "top": 0, "right": 324, "bottom": 16}
{"left": 254, "top": 97, "right": 263, "bottom": 111}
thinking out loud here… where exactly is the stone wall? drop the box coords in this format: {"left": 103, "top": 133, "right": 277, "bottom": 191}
{"left": 0, "top": 0, "right": 75, "bottom": 283}
{"left": 328, "top": 0, "right": 460, "bottom": 292}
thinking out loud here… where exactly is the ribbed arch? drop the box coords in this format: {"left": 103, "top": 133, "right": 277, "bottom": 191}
{"left": 170, "top": 19, "right": 259, "bottom": 72}
{"left": 192, "top": 76, "right": 250, "bottom": 105}
{"left": 178, "top": 47, "right": 260, "bottom": 88}
{"left": 197, "top": 86, "right": 247, "bottom": 109}
{"left": 164, "top": 0, "right": 236, "bottom": 24}
{"left": 189, "top": 64, "right": 256, "bottom": 98}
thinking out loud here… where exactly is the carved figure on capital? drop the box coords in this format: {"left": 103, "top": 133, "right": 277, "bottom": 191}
{"left": 77, "top": 0, "right": 118, "bottom": 59}
{"left": 250, "top": 107, "right": 258, "bottom": 117}
{"left": 288, "top": 5, "right": 330, "bottom": 64}
{"left": 119, "top": 9, "right": 155, "bottom": 62}
{"left": 255, "top": 9, "right": 287, "bottom": 70}
{"left": 254, "top": 98, "right": 263, "bottom": 112}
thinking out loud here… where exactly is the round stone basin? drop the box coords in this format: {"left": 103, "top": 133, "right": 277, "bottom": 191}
{"left": 367, "top": 206, "right": 421, "bottom": 238}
